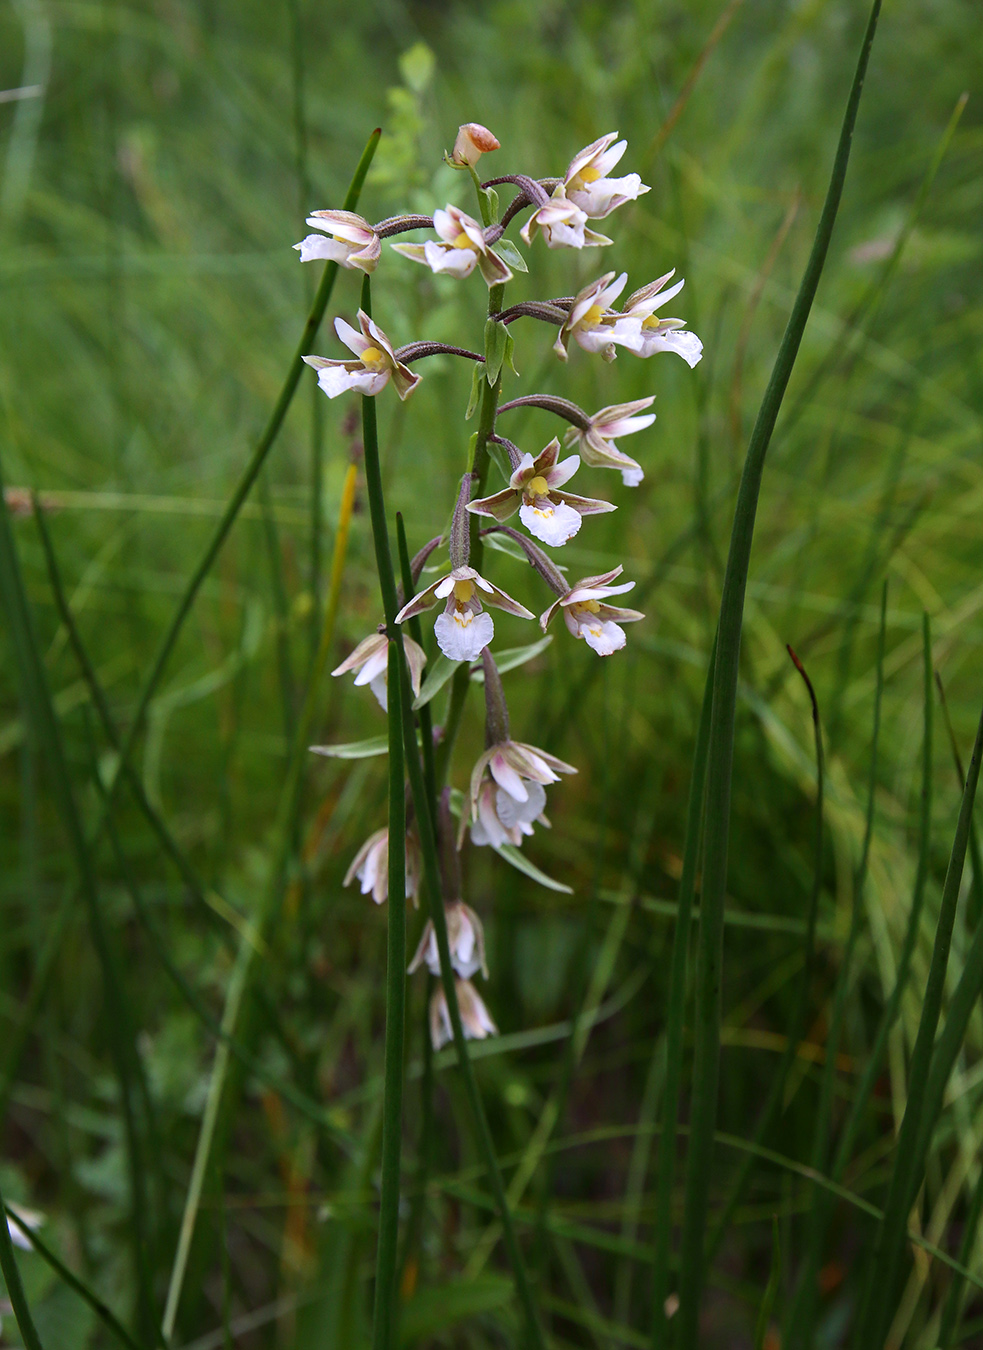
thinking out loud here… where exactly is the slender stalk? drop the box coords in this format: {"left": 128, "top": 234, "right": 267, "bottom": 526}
{"left": 651, "top": 636, "right": 716, "bottom": 1343}
{"left": 396, "top": 513, "right": 436, "bottom": 814}
{"left": 357, "top": 276, "right": 544, "bottom": 1350}
{"left": 675, "top": 5, "right": 882, "bottom": 1339}
{"left": 0, "top": 1188, "right": 45, "bottom": 1350}
{"left": 855, "top": 694, "right": 983, "bottom": 1346}
{"left": 371, "top": 639, "right": 407, "bottom": 1350}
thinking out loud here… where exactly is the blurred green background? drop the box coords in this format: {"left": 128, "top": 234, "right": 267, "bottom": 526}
{"left": 1, "top": 0, "right": 982, "bottom": 1344}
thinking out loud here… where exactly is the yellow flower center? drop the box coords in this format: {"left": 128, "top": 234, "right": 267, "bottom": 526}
{"left": 582, "top": 304, "right": 605, "bottom": 327}
{"left": 453, "top": 578, "right": 476, "bottom": 604}
{"left": 526, "top": 475, "right": 550, "bottom": 499}
{"left": 360, "top": 346, "right": 386, "bottom": 366}
{"left": 641, "top": 314, "right": 662, "bottom": 330}
{"left": 580, "top": 599, "right": 601, "bottom": 614}
{"left": 452, "top": 232, "right": 477, "bottom": 250}
{"left": 569, "top": 165, "right": 602, "bottom": 190}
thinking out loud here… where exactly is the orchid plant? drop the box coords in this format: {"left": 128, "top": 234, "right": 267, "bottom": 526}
{"left": 302, "top": 121, "right": 702, "bottom": 1051}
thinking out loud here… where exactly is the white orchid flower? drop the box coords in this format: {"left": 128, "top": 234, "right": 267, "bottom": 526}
{"left": 409, "top": 901, "right": 488, "bottom": 979}
{"left": 344, "top": 827, "right": 421, "bottom": 907}
{"left": 293, "top": 209, "right": 381, "bottom": 273}
{"left": 430, "top": 979, "right": 498, "bottom": 1050}
{"left": 564, "top": 397, "right": 656, "bottom": 486}
{"left": 303, "top": 311, "right": 420, "bottom": 400}
{"left": 469, "top": 739, "right": 576, "bottom": 833}
{"left": 563, "top": 131, "right": 650, "bottom": 219}
{"left": 330, "top": 630, "right": 426, "bottom": 711}
{"left": 620, "top": 271, "right": 703, "bottom": 367}
{"left": 540, "top": 566, "right": 644, "bottom": 656}
{"left": 450, "top": 122, "right": 500, "bottom": 168}
{"left": 471, "top": 777, "right": 548, "bottom": 849}
{"left": 553, "top": 272, "right": 644, "bottom": 362}
{"left": 391, "top": 204, "right": 512, "bottom": 287}
{"left": 395, "top": 564, "right": 533, "bottom": 663}
{"left": 468, "top": 436, "right": 614, "bottom": 547}
{"left": 520, "top": 186, "right": 611, "bottom": 251}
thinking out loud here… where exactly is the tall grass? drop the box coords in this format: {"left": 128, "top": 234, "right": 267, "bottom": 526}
{"left": 2, "top": 0, "right": 983, "bottom": 1346}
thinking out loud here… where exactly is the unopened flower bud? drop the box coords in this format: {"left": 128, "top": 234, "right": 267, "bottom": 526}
{"left": 429, "top": 979, "right": 497, "bottom": 1050}
{"left": 409, "top": 901, "right": 488, "bottom": 979}
{"left": 450, "top": 122, "right": 500, "bottom": 169}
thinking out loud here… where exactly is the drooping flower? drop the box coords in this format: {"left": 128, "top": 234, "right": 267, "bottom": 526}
{"left": 620, "top": 271, "right": 703, "bottom": 367}
{"left": 293, "top": 210, "right": 381, "bottom": 273}
{"left": 562, "top": 132, "right": 650, "bottom": 219}
{"left": 330, "top": 630, "right": 426, "bottom": 711}
{"left": 553, "top": 272, "right": 643, "bottom": 363}
{"left": 564, "top": 397, "right": 656, "bottom": 486}
{"left": 520, "top": 187, "right": 612, "bottom": 251}
{"left": 409, "top": 901, "right": 488, "bottom": 979}
{"left": 540, "top": 566, "right": 644, "bottom": 656}
{"left": 303, "top": 311, "right": 420, "bottom": 400}
{"left": 429, "top": 979, "right": 498, "bottom": 1050}
{"left": 450, "top": 122, "right": 500, "bottom": 168}
{"left": 391, "top": 205, "right": 512, "bottom": 287}
{"left": 469, "top": 740, "right": 576, "bottom": 831}
{"left": 394, "top": 565, "right": 533, "bottom": 663}
{"left": 468, "top": 436, "right": 614, "bottom": 547}
{"left": 344, "top": 827, "right": 421, "bottom": 907}
{"left": 471, "top": 777, "right": 548, "bottom": 848}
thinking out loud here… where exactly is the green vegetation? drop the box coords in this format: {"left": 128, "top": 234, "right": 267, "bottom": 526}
{"left": 2, "top": 0, "right": 982, "bottom": 1346}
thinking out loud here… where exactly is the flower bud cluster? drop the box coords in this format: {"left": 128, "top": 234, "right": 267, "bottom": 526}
{"left": 306, "top": 122, "right": 702, "bottom": 1046}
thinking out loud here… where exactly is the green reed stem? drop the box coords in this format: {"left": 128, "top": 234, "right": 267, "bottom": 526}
{"left": 855, "top": 692, "right": 983, "bottom": 1346}
{"left": 396, "top": 513, "right": 437, "bottom": 814}
{"left": 371, "top": 639, "right": 407, "bottom": 1350}
{"left": 358, "top": 274, "right": 544, "bottom": 1350}
{"left": 651, "top": 636, "right": 716, "bottom": 1344}
{"left": 675, "top": 5, "right": 881, "bottom": 1339}
{"left": 0, "top": 1189, "right": 45, "bottom": 1350}
{"left": 784, "top": 581, "right": 887, "bottom": 1348}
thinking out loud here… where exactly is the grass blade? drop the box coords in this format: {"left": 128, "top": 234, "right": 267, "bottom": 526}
{"left": 0, "top": 1185, "right": 45, "bottom": 1350}
{"left": 675, "top": 3, "right": 882, "bottom": 1338}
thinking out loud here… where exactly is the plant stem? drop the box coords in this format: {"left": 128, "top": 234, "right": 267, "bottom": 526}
{"left": 0, "top": 1187, "right": 45, "bottom": 1350}
{"left": 675, "top": 4, "right": 882, "bottom": 1339}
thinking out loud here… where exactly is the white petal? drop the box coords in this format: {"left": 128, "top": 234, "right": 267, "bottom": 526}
{"left": 333, "top": 316, "right": 368, "bottom": 356}
{"left": 496, "top": 781, "right": 546, "bottom": 828}
{"left": 621, "top": 467, "right": 644, "bottom": 487}
{"left": 547, "top": 454, "right": 581, "bottom": 489}
{"left": 489, "top": 753, "right": 529, "bottom": 803}
{"left": 424, "top": 240, "right": 476, "bottom": 276}
{"left": 580, "top": 618, "right": 627, "bottom": 655}
{"left": 316, "top": 366, "right": 388, "bottom": 398}
{"left": 294, "top": 235, "right": 349, "bottom": 264}
{"left": 520, "top": 500, "right": 583, "bottom": 547}
{"left": 352, "top": 646, "right": 389, "bottom": 687}
{"left": 434, "top": 608, "right": 494, "bottom": 662}
{"left": 369, "top": 673, "right": 388, "bottom": 710}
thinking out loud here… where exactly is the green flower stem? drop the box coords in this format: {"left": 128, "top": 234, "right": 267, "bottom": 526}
{"left": 357, "top": 276, "right": 544, "bottom": 1350}
{"left": 651, "top": 636, "right": 716, "bottom": 1344}
{"left": 396, "top": 513, "right": 437, "bottom": 814}
{"left": 371, "top": 639, "right": 407, "bottom": 1350}
{"left": 675, "top": 4, "right": 882, "bottom": 1341}
{"left": 0, "top": 1187, "right": 45, "bottom": 1350}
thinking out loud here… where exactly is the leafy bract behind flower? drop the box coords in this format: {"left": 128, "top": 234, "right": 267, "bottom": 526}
{"left": 540, "top": 566, "right": 644, "bottom": 656}
{"left": 391, "top": 204, "right": 512, "bottom": 287}
{"left": 430, "top": 979, "right": 497, "bottom": 1051}
{"left": 563, "top": 131, "right": 650, "bottom": 219}
{"left": 468, "top": 436, "right": 614, "bottom": 547}
{"left": 394, "top": 565, "right": 533, "bottom": 663}
{"left": 304, "top": 311, "right": 420, "bottom": 401}
{"left": 293, "top": 209, "right": 380, "bottom": 273}
{"left": 564, "top": 397, "right": 656, "bottom": 486}
{"left": 331, "top": 630, "right": 426, "bottom": 710}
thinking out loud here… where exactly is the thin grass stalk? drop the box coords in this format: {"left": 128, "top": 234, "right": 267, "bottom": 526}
{"left": 784, "top": 581, "right": 888, "bottom": 1348}
{"left": 357, "top": 274, "right": 544, "bottom": 1350}
{"left": 396, "top": 512, "right": 437, "bottom": 813}
{"left": 650, "top": 640, "right": 716, "bottom": 1343}
{"left": 0, "top": 1189, "right": 45, "bottom": 1350}
{"left": 938, "top": 1159, "right": 983, "bottom": 1346}
{"left": 937, "top": 672, "right": 983, "bottom": 927}
{"left": 853, "top": 703, "right": 983, "bottom": 1345}
{"left": 371, "top": 638, "right": 407, "bottom": 1350}
{"left": 675, "top": 4, "right": 882, "bottom": 1337}
{"left": 705, "top": 647, "right": 825, "bottom": 1265}
{"left": 0, "top": 466, "right": 161, "bottom": 1346}
{"left": 5, "top": 1205, "right": 141, "bottom": 1350}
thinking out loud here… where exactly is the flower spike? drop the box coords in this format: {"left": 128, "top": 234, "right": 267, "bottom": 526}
{"left": 304, "top": 311, "right": 420, "bottom": 401}
{"left": 294, "top": 209, "right": 380, "bottom": 273}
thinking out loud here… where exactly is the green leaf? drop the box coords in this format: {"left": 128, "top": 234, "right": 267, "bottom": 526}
{"left": 465, "top": 361, "right": 483, "bottom": 420}
{"left": 486, "top": 437, "right": 512, "bottom": 483}
{"left": 504, "top": 328, "right": 520, "bottom": 377}
{"left": 309, "top": 734, "right": 388, "bottom": 759}
{"left": 400, "top": 1275, "right": 513, "bottom": 1343}
{"left": 484, "top": 318, "right": 508, "bottom": 386}
{"left": 471, "top": 635, "right": 552, "bottom": 679}
{"left": 398, "top": 42, "right": 435, "bottom": 93}
{"left": 412, "top": 654, "right": 460, "bottom": 710}
{"left": 494, "top": 844, "right": 573, "bottom": 894}
{"left": 478, "top": 184, "right": 499, "bottom": 224}
{"left": 494, "top": 238, "right": 527, "bottom": 273}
